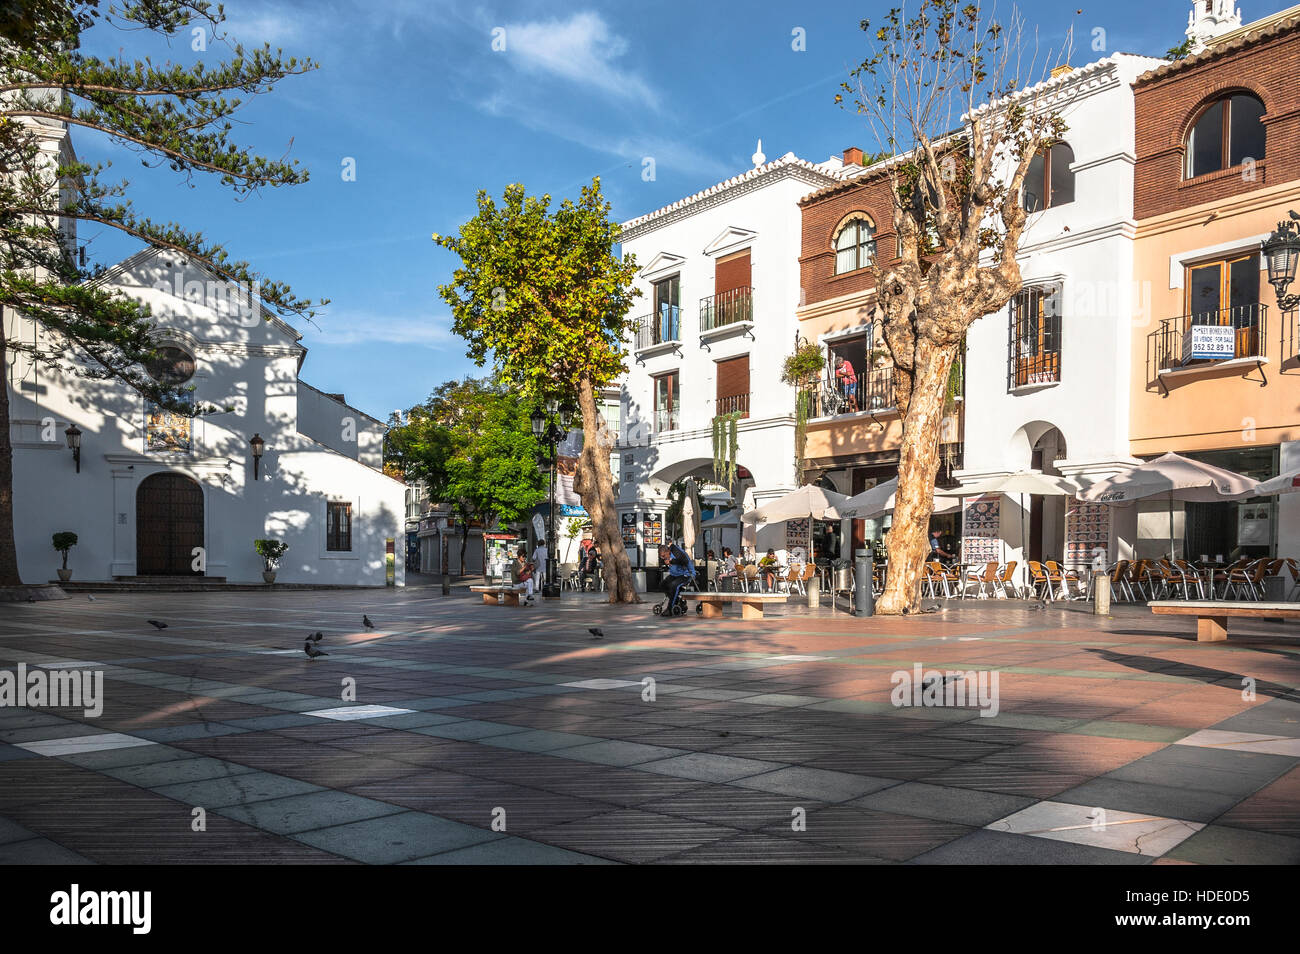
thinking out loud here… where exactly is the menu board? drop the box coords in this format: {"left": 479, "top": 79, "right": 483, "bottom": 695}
{"left": 1066, "top": 501, "right": 1110, "bottom": 568}
{"left": 642, "top": 512, "right": 663, "bottom": 547}
{"left": 961, "top": 495, "right": 1002, "bottom": 565}
{"left": 786, "top": 517, "right": 809, "bottom": 550}
{"left": 621, "top": 512, "right": 638, "bottom": 546}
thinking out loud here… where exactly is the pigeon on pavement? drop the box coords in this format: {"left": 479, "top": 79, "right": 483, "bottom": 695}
{"left": 87, "top": 595, "right": 96, "bottom": 602}
{"left": 304, "top": 641, "right": 329, "bottom": 659}
{"left": 588, "top": 627, "right": 604, "bottom": 640}
{"left": 1029, "top": 598, "right": 1049, "bottom": 612}
{"left": 146, "top": 619, "right": 167, "bottom": 629}
{"left": 362, "top": 615, "right": 374, "bottom": 630}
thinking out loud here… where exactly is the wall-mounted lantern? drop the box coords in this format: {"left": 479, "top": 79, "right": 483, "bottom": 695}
{"left": 1261, "top": 212, "right": 1300, "bottom": 310}
{"left": 64, "top": 424, "right": 82, "bottom": 473}
{"left": 249, "top": 433, "right": 265, "bottom": 480}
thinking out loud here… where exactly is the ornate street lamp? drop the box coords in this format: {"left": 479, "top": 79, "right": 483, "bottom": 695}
{"left": 64, "top": 424, "right": 82, "bottom": 473}
{"left": 1261, "top": 212, "right": 1300, "bottom": 310}
{"left": 249, "top": 433, "right": 265, "bottom": 480}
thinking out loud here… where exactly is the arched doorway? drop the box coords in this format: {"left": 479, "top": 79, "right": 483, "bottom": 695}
{"left": 136, "top": 473, "right": 204, "bottom": 575}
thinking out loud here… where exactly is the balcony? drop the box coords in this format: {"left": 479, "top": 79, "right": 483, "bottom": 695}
{"left": 634, "top": 310, "right": 682, "bottom": 359}
{"left": 654, "top": 406, "right": 680, "bottom": 433}
{"left": 699, "top": 286, "right": 754, "bottom": 345}
{"left": 1148, "top": 303, "right": 1268, "bottom": 388}
{"left": 710, "top": 392, "right": 751, "bottom": 418}
{"left": 810, "top": 366, "right": 896, "bottom": 418}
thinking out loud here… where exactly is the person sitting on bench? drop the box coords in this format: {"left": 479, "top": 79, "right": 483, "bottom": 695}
{"left": 514, "top": 547, "right": 536, "bottom": 603}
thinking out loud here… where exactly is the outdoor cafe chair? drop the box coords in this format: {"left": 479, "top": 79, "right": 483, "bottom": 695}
{"left": 923, "top": 561, "right": 954, "bottom": 599}
{"left": 1164, "top": 559, "right": 1199, "bottom": 600}
{"left": 778, "top": 565, "right": 802, "bottom": 596}
{"left": 800, "top": 563, "right": 818, "bottom": 594}
{"left": 994, "top": 561, "right": 1019, "bottom": 599}
{"left": 1026, "top": 562, "right": 1055, "bottom": 601}
{"left": 1107, "top": 561, "right": 1134, "bottom": 602}
{"left": 963, "top": 561, "right": 999, "bottom": 599}
{"left": 741, "top": 564, "right": 760, "bottom": 593}
{"left": 1226, "top": 560, "right": 1268, "bottom": 601}
{"left": 1208, "top": 558, "right": 1249, "bottom": 599}
{"left": 1132, "top": 560, "right": 1169, "bottom": 601}
{"left": 1045, "top": 560, "right": 1083, "bottom": 600}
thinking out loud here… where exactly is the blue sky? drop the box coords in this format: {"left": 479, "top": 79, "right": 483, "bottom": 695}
{"left": 75, "top": 0, "right": 1217, "bottom": 421}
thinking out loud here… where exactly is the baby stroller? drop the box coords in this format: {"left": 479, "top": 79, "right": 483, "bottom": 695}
{"left": 653, "top": 573, "right": 703, "bottom": 616}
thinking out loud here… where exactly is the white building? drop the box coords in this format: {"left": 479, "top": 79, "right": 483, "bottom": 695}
{"left": 959, "top": 54, "right": 1166, "bottom": 574}
{"left": 615, "top": 147, "right": 852, "bottom": 570}
{"left": 5, "top": 247, "right": 406, "bottom": 586}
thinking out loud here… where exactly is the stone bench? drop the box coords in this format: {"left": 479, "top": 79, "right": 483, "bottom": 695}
{"left": 683, "top": 592, "right": 789, "bottom": 620}
{"left": 470, "top": 585, "right": 524, "bottom": 607}
{"left": 1149, "top": 600, "right": 1300, "bottom": 642}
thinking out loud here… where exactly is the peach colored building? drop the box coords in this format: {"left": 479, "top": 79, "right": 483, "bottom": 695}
{"left": 1129, "top": 4, "right": 1300, "bottom": 561}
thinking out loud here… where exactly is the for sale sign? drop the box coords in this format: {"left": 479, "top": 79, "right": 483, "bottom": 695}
{"left": 1183, "top": 324, "right": 1235, "bottom": 362}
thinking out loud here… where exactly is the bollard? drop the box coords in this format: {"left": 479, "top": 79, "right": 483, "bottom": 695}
{"left": 807, "top": 574, "right": 820, "bottom": 609}
{"left": 855, "top": 549, "right": 874, "bottom": 617}
{"left": 1093, "top": 571, "right": 1110, "bottom": 616}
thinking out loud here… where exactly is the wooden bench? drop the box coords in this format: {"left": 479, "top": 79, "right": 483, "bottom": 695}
{"left": 470, "top": 585, "right": 523, "bottom": 607}
{"left": 1149, "top": 600, "right": 1300, "bottom": 642}
{"left": 683, "top": 592, "right": 788, "bottom": 620}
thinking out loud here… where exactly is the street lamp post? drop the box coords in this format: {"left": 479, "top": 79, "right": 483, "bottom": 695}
{"left": 530, "top": 400, "right": 575, "bottom": 599}
{"left": 1261, "top": 212, "right": 1300, "bottom": 310}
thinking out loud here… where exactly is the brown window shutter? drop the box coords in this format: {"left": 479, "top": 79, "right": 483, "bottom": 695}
{"left": 715, "top": 354, "right": 750, "bottom": 416}
{"left": 715, "top": 250, "right": 751, "bottom": 296}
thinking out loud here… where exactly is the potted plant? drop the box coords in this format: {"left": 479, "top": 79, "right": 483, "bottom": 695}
{"left": 52, "top": 531, "right": 77, "bottom": 582}
{"left": 254, "top": 539, "right": 289, "bottom": 583}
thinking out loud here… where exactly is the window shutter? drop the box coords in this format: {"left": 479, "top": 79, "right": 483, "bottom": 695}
{"left": 715, "top": 250, "right": 751, "bottom": 296}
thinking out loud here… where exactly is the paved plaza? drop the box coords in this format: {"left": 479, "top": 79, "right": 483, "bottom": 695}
{"left": 0, "top": 588, "right": 1297, "bottom": 864}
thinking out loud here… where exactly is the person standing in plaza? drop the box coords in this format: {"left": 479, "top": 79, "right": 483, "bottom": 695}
{"left": 531, "top": 538, "right": 548, "bottom": 591}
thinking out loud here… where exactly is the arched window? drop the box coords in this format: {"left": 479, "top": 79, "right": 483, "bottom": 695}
{"left": 1022, "top": 142, "right": 1075, "bottom": 213}
{"left": 1186, "top": 93, "right": 1265, "bottom": 179}
{"left": 834, "top": 217, "right": 876, "bottom": 274}
{"left": 145, "top": 345, "right": 195, "bottom": 385}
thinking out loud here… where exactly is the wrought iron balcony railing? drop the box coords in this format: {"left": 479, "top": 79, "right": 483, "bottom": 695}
{"left": 634, "top": 308, "right": 682, "bottom": 351}
{"left": 1151, "top": 303, "right": 1267, "bottom": 374}
{"left": 654, "top": 406, "right": 680, "bottom": 432}
{"left": 711, "top": 392, "right": 750, "bottom": 418}
{"left": 699, "top": 286, "right": 753, "bottom": 333}
{"left": 810, "top": 366, "right": 895, "bottom": 417}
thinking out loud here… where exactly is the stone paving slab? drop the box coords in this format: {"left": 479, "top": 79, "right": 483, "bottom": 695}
{"left": 0, "top": 590, "right": 1297, "bottom": 864}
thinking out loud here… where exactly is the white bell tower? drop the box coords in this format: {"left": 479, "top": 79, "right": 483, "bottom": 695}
{"left": 1186, "top": 0, "right": 1243, "bottom": 53}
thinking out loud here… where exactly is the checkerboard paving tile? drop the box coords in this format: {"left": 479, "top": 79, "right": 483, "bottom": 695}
{"left": 302, "top": 705, "right": 417, "bottom": 721}
{"left": 1174, "top": 728, "right": 1300, "bottom": 757}
{"left": 1, "top": 589, "right": 1298, "bottom": 863}
{"left": 985, "top": 800, "right": 1203, "bottom": 856}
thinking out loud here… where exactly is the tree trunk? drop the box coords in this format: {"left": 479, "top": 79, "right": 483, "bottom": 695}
{"left": 0, "top": 326, "right": 21, "bottom": 585}
{"left": 878, "top": 341, "right": 955, "bottom": 615}
{"left": 460, "top": 523, "right": 468, "bottom": 575}
{"left": 573, "top": 373, "right": 639, "bottom": 603}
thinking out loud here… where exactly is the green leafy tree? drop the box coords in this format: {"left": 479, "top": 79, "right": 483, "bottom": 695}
{"left": 0, "top": 1, "right": 321, "bottom": 585}
{"left": 432, "top": 178, "right": 642, "bottom": 602}
{"left": 386, "top": 377, "right": 545, "bottom": 571}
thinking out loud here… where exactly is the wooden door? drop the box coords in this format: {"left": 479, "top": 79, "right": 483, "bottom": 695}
{"left": 136, "top": 473, "right": 204, "bottom": 575}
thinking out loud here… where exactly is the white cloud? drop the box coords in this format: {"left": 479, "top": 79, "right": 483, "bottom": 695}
{"left": 501, "top": 12, "right": 659, "bottom": 110}
{"left": 307, "top": 313, "right": 453, "bottom": 348}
